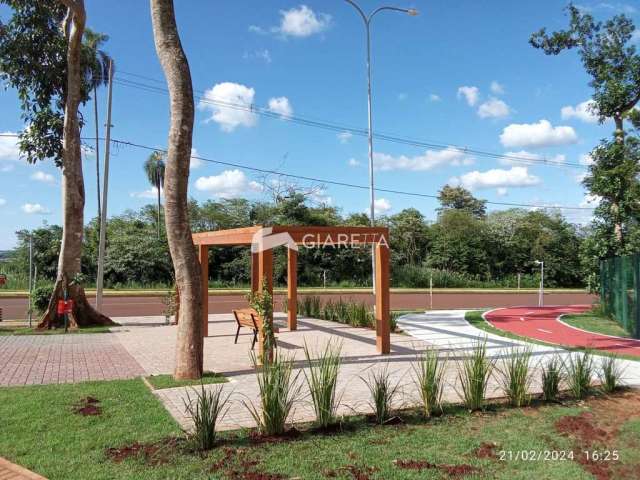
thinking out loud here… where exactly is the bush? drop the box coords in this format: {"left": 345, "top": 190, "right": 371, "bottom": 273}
{"left": 566, "top": 352, "right": 594, "bottom": 399}
{"left": 33, "top": 285, "right": 53, "bottom": 314}
{"left": 362, "top": 364, "right": 401, "bottom": 425}
{"left": 183, "top": 383, "right": 230, "bottom": 451}
{"left": 413, "top": 348, "right": 446, "bottom": 417}
{"left": 456, "top": 339, "right": 494, "bottom": 411}
{"left": 303, "top": 341, "right": 342, "bottom": 429}
{"left": 541, "top": 356, "right": 563, "bottom": 402}
{"left": 245, "top": 352, "right": 301, "bottom": 436}
{"left": 599, "top": 356, "right": 624, "bottom": 393}
{"left": 497, "top": 347, "right": 533, "bottom": 407}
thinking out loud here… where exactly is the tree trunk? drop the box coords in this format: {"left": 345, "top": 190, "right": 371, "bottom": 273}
{"left": 612, "top": 113, "right": 625, "bottom": 245}
{"left": 150, "top": 0, "right": 203, "bottom": 379}
{"left": 38, "top": 0, "right": 114, "bottom": 329}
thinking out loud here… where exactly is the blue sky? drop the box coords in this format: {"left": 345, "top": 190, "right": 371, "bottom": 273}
{"left": 1, "top": 0, "right": 638, "bottom": 249}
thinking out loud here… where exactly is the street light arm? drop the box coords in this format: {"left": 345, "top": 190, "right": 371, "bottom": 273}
{"left": 368, "top": 6, "right": 413, "bottom": 22}
{"left": 343, "top": 0, "right": 368, "bottom": 24}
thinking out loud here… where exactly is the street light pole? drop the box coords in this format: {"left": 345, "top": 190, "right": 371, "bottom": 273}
{"left": 535, "top": 260, "right": 544, "bottom": 307}
{"left": 344, "top": 0, "right": 418, "bottom": 293}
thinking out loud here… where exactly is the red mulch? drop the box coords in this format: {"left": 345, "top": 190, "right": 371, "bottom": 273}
{"left": 73, "top": 396, "right": 102, "bottom": 416}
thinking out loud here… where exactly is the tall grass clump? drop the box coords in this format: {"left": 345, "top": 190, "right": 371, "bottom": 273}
{"left": 566, "top": 352, "right": 594, "bottom": 399}
{"left": 303, "top": 341, "right": 343, "bottom": 429}
{"left": 413, "top": 348, "right": 446, "bottom": 417}
{"left": 244, "top": 352, "right": 302, "bottom": 436}
{"left": 183, "top": 384, "right": 230, "bottom": 450}
{"left": 362, "top": 364, "right": 401, "bottom": 424}
{"left": 541, "top": 356, "right": 563, "bottom": 402}
{"left": 599, "top": 356, "right": 624, "bottom": 393}
{"left": 456, "top": 339, "right": 494, "bottom": 411}
{"left": 497, "top": 347, "right": 533, "bottom": 407}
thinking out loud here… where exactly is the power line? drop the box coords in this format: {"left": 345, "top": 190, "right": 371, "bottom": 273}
{"left": 113, "top": 71, "right": 588, "bottom": 170}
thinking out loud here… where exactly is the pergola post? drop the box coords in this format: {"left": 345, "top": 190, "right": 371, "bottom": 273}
{"left": 257, "top": 248, "right": 273, "bottom": 359}
{"left": 374, "top": 241, "right": 390, "bottom": 354}
{"left": 198, "top": 244, "right": 209, "bottom": 337}
{"left": 251, "top": 251, "right": 259, "bottom": 294}
{"left": 287, "top": 248, "right": 297, "bottom": 330}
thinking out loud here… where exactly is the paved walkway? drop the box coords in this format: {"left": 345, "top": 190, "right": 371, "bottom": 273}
{"left": 0, "top": 333, "right": 145, "bottom": 386}
{"left": 0, "top": 457, "right": 47, "bottom": 479}
{"left": 485, "top": 305, "right": 640, "bottom": 357}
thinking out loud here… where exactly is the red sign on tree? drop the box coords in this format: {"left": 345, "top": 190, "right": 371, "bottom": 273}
{"left": 0, "top": 274, "right": 6, "bottom": 286}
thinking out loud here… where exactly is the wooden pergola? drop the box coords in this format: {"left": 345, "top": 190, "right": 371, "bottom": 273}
{"left": 192, "top": 225, "right": 391, "bottom": 354}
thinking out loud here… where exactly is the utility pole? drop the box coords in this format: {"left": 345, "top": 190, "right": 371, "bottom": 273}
{"left": 96, "top": 59, "right": 114, "bottom": 312}
{"left": 535, "top": 260, "right": 544, "bottom": 307}
{"left": 28, "top": 234, "right": 33, "bottom": 327}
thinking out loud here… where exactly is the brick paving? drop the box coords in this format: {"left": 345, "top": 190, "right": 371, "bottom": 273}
{"left": 0, "top": 334, "right": 145, "bottom": 386}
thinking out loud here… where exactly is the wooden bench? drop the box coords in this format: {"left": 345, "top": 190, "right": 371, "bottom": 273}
{"left": 232, "top": 308, "right": 279, "bottom": 350}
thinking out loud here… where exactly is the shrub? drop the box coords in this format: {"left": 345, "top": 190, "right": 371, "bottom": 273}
{"left": 541, "top": 356, "right": 563, "bottom": 402}
{"left": 245, "top": 352, "right": 302, "bottom": 436}
{"left": 497, "top": 347, "right": 533, "bottom": 407}
{"left": 599, "top": 356, "right": 624, "bottom": 393}
{"left": 33, "top": 285, "right": 53, "bottom": 314}
{"left": 183, "top": 383, "right": 230, "bottom": 451}
{"left": 566, "top": 352, "right": 594, "bottom": 399}
{"left": 362, "top": 364, "right": 401, "bottom": 424}
{"left": 413, "top": 348, "right": 446, "bottom": 417}
{"left": 303, "top": 341, "right": 342, "bottom": 428}
{"left": 456, "top": 339, "right": 494, "bottom": 411}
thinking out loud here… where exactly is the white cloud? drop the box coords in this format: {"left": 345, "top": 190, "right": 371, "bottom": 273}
{"left": 30, "top": 171, "right": 55, "bottom": 184}
{"left": 500, "top": 150, "right": 566, "bottom": 166}
{"left": 190, "top": 148, "right": 203, "bottom": 169}
{"left": 130, "top": 187, "right": 161, "bottom": 199}
{"left": 195, "top": 169, "right": 262, "bottom": 199}
{"left": 267, "top": 96, "right": 293, "bottom": 118}
{"left": 496, "top": 187, "right": 508, "bottom": 196}
{"left": 457, "top": 86, "right": 479, "bottom": 106}
{"left": 243, "top": 49, "right": 272, "bottom": 63}
{"left": 477, "top": 97, "right": 510, "bottom": 118}
{"left": 309, "top": 191, "right": 332, "bottom": 205}
{"left": 199, "top": 82, "right": 257, "bottom": 132}
{"left": 499, "top": 119, "right": 578, "bottom": 149}
{"left": 490, "top": 81, "right": 505, "bottom": 95}
{"left": 429, "top": 93, "right": 441, "bottom": 102}
{"left": 276, "top": 5, "right": 331, "bottom": 37}
{"left": 451, "top": 166, "right": 541, "bottom": 190}
{"left": 347, "top": 158, "right": 361, "bottom": 167}
{"left": 372, "top": 198, "right": 392, "bottom": 215}
{"left": 561, "top": 100, "right": 599, "bottom": 123}
{"left": 22, "top": 203, "right": 50, "bottom": 215}
{"left": 0, "top": 132, "right": 20, "bottom": 169}
{"left": 0, "top": 198, "right": 6, "bottom": 207}
{"left": 374, "top": 147, "right": 474, "bottom": 172}
{"left": 579, "top": 153, "right": 594, "bottom": 166}
{"left": 337, "top": 131, "right": 353, "bottom": 144}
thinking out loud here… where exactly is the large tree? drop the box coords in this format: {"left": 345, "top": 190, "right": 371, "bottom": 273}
{"left": 437, "top": 185, "right": 487, "bottom": 219}
{"left": 143, "top": 150, "right": 166, "bottom": 238}
{"left": 150, "top": 0, "right": 203, "bottom": 379}
{"left": 0, "top": 0, "right": 112, "bottom": 328}
{"left": 531, "top": 4, "right": 640, "bottom": 251}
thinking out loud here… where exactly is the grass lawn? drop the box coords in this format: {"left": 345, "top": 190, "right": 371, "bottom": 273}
{"left": 1, "top": 378, "right": 640, "bottom": 479}
{"left": 145, "top": 371, "right": 227, "bottom": 390}
{"left": 0, "top": 325, "right": 113, "bottom": 336}
{"left": 562, "top": 312, "right": 632, "bottom": 338}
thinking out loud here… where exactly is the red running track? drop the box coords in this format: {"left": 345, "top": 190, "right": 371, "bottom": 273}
{"left": 484, "top": 305, "right": 640, "bottom": 357}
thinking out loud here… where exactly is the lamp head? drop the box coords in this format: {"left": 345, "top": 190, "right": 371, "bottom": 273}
{"left": 407, "top": 8, "right": 419, "bottom": 16}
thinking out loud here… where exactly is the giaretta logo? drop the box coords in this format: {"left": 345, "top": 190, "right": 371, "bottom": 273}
{"left": 251, "top": 227, "right": 299, "bottom": 253}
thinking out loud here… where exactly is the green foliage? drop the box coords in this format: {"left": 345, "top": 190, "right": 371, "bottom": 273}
{"left": 245, "top": 352, "right": 302, "bottom": 436}
{"left": 362, "top": 364, "right": 400, "bottom": 425}
{"left": 599, "top": 356, "right": 624, "bottom": 393}
{"left": 303, "top": 341, "right": 342, "bottom": 429}
{"left": 497, "top": 347, "right": 533, "bottom": 407}
{"left": 246, "top": 279, "right": 275, "bottom": 360}
{"left": 566, "top": 352, "right": 595, "bottom": 399}
{"left": 437, "top": 185, "right": 487, "bottom": 218}
{"left": 541, "top": 357, "right": 563, "bottom": 402}
{"left": 413, "top": 348, "right": 446, "bottom": 417}
{"left": 33, "top": 284, "right": 53, "bottom": 314}
{"left": 183, "top": 384, "right": 230, "bottom": 451}
{"left": 456, "top": 339, "right": 494, "bottom": 411}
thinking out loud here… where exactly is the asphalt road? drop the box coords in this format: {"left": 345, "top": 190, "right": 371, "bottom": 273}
{"left": 0, "top": 291, "right": 596, "bottom": 321}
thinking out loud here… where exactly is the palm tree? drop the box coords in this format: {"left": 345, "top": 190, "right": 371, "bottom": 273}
{"left": 83, "top": 28, "right": 114, "bottom": 226}
{"left": 144, "top": 151, "right": 166, "bottom": 238}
